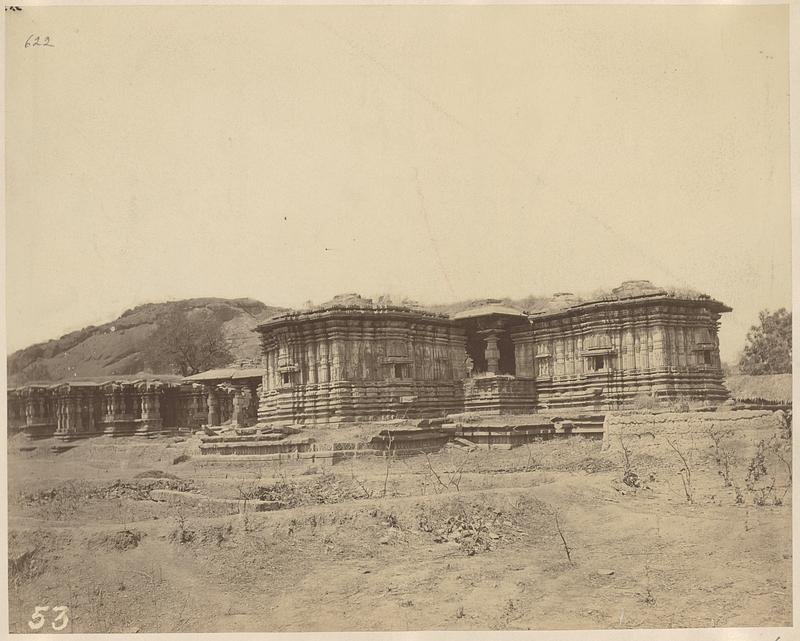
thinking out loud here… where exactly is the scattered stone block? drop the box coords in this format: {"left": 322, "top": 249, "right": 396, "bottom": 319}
{"left": 454, "top": 437, "right": 478, "bottom": 451}
{"left": 149, "top": 489, "right": 282, "bottom": 512}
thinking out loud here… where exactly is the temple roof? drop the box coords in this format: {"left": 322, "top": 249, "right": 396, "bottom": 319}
{"left": 255, "top": 282, "right": 730, "bottom": 331}
{"left": 529, "top": 281, "right": 731, "bottom": 318}
{"left": 256, "top": 293, "right": 450, "bottom": 331}
{"left": 183, "top": 367, "right": 266, "bottom": 383}
{"left": 8, "top": 373, "right": 185, "bottom": 390}
{"left": 452, "top": 300, "right": 527, "bottom": 321}
{"left": 528, "top": 292, "right": 583, "bottom": 315}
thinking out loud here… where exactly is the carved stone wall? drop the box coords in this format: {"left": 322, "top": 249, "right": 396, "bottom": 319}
{"left": 462, "top": 375, "right": 537, "bottom": 414}
{"left": 257, "top": 305, "right": 466, "bottom": 425}
{"left": 514, "top": 299, "right": 730, "bottom": 411}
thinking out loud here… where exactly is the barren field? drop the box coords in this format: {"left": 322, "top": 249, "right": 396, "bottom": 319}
{"left": 7, "top": 416, "right": 792, "bottom": 633}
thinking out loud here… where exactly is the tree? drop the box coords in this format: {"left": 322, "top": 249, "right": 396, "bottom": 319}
{"left": 738, "top": 308, "right": 792, "bottom": 375}
{"left": 143, "top": 309, "right": 233, "bottom": 376}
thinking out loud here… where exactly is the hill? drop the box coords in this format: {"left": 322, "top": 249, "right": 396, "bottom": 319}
{"left": 6, "top": 298, "right": 288, "bottom": 387}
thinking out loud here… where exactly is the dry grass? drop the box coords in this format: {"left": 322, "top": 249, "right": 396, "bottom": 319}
{"left": 7, "top": 417, "right": 792, "bottom": 633}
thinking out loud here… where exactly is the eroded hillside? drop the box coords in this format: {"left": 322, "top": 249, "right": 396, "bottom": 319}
{"left": 7, "top": 298, "right": 288, "bottom": 386}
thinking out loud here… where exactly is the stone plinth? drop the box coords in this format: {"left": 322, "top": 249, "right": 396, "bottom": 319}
{"left": 258, "top": 380, "right": 464, "bottom": 426}
{"left": 462, "top": 375, "right": 536, "bottom": 414}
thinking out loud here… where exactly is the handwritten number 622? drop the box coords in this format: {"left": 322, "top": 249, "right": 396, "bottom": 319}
{"left": 25, "top": 34, "right": 54, "bottom": 48}
{"left": 28, "top": 605, "right": 69, "bottom": 631}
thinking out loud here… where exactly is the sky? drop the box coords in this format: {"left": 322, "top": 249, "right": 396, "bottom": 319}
{"left": 4, "top": 4, "right": 791, "bottom": 364}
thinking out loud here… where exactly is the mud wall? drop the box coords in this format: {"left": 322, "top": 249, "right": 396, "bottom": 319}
{"left": 602, "top": 409, "right": 788, "bottom": 451}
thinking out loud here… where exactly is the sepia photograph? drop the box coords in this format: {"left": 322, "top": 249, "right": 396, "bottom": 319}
{"left": 3, "top": 2, "right": 795, "bottom": 637}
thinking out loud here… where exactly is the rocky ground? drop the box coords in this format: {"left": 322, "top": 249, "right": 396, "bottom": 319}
{"left": 6, "top": 414, "right": 792, "bottom": 633}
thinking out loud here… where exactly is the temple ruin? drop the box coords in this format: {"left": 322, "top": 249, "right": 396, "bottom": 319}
{"left": 7, "top": 281, "right": 732, "bottom": 440}
{"left": 255, "top": 282, "right": 731, "bottom": 425}
{"left": 256, "top": 293, "right": 467, "bottom": 425}
{"left": 7, "top": 377, "right": 208, "bottom": 440}
{"left": 6, "top": 371, "right": 262, "bottom": 441}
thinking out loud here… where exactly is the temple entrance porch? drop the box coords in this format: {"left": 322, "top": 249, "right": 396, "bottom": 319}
{"left": 453, "top": 301, "right": 536, "bottom": 413}
{"left": 456, "top": 303, "right": 526, "bottom": 377}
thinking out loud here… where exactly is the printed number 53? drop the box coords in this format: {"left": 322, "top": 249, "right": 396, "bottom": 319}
{"left": 28, "top": 605, "right": 69, "bottom": 631}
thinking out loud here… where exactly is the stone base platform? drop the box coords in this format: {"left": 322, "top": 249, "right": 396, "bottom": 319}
{"left": 446, "top": 412, "right": 605, "bottom": 448}
{"left": 53, "top": 420, "right": 176, "bottom": 441}
{"left": 198, "top": 424, "right": 452, "bottom": 461}
{"left": 196, "top": 413, "right": 606, "bottom": 459}
{"left": 23, "top": 422, "right": 57, "bottom": 440}
{"left": 462, "top": 375, "right": 536, "bottom": 414}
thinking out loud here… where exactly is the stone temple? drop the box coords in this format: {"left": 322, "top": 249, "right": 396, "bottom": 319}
{"left": 255, "top": 281, "right": 731, "bottom": 425}
{"left": 7, "top": 281, "right": 732, "bottom": 440}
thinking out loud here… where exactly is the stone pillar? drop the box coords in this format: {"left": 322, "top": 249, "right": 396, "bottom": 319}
{"left": 115, "top": 386, "right": 124, "bottom": 417}
{"left": 104, "top": 385, "right": 117, "bottom": 422}
{"left": 318, "top": 341, "right": 330, "bottom": 383}
{"left": 189, "top": 385, "right": 206, "bottom": 428}
{"left": 554, "top": 339, "right": 565, "bottom": 377}
{"left": 23, "top": 386, "right": 56, "bottom": 435}
{"left": 7, "top": 391, "right": 24, "bottom": 430}
{"left": 144, "top": 391, "right": 153, "bottom": 421}
{"left": 511, "top": 330, "right": 534, "bottom": 379}
{"left": 73, "top": 394, "right": 84, "bottom": 432}
{"left": 102, "top": 383, "right": 125, "bottom": 436}
{"left": 136, "top": 394, "right": 145, "bottom": 422}
{"left": 54, "top": 385, "right": 79, "bottom": 441}
{"left": 307, "top": 343, "right": 318, "bottom": 384}
{"left": 207, "top": 386, "right": 220, "bottom": 426}
{"left": 197, "top": 388, "right": 206, "bottom": 417}
{"left": 231, "top": 386, "right": 245, "bottom": 427}
{"left": 269, "top": 351, "right": 278, "bottom": 389}
{"left": 642, "top": 328, "right": 651, "bottom": 369}
{"left": 651, "top": 326, "right": 665, "bottom": 368}
{"left": 62, "top": 396, "right": 71, "bottom": 433}
{"left": 85, "top": 393, "right": 96, "bottom": 433}
{"left": 480, "top": 330, "right": 501, "bottom": 374}
{"left": 148, "top": 391, "right": 160, "bottom": 421}
{"left": 622, "top": 329, "right": 634, "bottom": 370}
{"left": 103, "top": 388, "right": 112, "bottom": 420}
{"left": 134, "top": 382, "right": 164, "bottom": 435}
{"left": 331, "top": 341, "right": 344, "bottom": 381}
{"left": 564, "top": 338, "right": 574, "bottom": 376}
{"left": 56, "top": 395, "right": 65, "bottom": 435}
{"left": 24, "top": 392, "right": 35, "bottom": 426}
{"left": 243, "top": 385, "right": 256, "bottom": 424}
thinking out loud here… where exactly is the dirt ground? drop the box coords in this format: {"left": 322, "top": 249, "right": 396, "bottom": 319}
{"left": 7, "top": 417, "right": 792, "bottom": 633}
